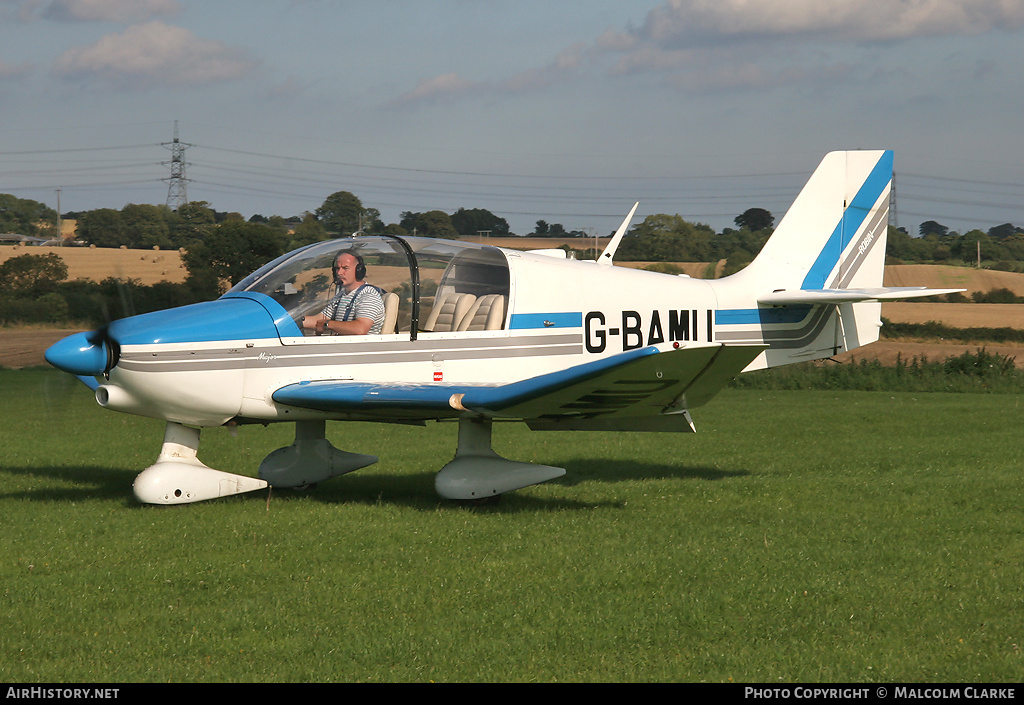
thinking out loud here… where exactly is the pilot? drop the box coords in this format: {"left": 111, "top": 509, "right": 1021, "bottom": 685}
{"left": 301, "top": 251, "right": 386, "bottom": 335}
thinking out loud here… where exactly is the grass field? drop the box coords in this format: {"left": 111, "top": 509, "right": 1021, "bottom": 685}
{"left": 2, "top": 368, "right": 1022, "bottom": 683}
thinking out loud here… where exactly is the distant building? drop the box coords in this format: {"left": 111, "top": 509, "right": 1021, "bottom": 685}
{"left": 0, "top": 233, "right": 48, "bottom": 246}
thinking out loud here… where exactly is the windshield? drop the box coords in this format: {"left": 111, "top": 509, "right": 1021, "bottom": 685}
{"left": 228, "top": 235, "right": 511, "bottom": 336}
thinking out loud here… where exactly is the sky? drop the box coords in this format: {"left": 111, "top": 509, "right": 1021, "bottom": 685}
{"left": 1, "top": 0, "right": 1023, "bottom": 238}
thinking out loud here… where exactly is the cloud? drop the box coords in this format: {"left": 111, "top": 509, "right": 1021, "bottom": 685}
{"left": 0, "top": 56, "right": 33, "bottom": 79}
{"left": 396, "top": 72, "right": 479, "bottom": 105}
{"left": 51, "top": 21, "right": 255, "bottom": 89}
{"left": 394, "top": 43, "right": 587, "bottom": 107}
{"left": 500, "top": 42, "right": 587, "bottom": 93}
{"left": 592, "top": 0, "right": 1024, "bottom": 92}
{"left": 629, "top": 0, "right": 1024, "bottom": 46}
{"left": 0, "top": 0, "right": 42, "bottom": 22}
{"left": 391, "top": 0, "right": 1024, "bottom": 107}
{"left": 43, "top": 0, "right": 180, "bottom": 23}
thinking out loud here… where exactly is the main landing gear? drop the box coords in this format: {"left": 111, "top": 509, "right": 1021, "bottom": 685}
{"left": 434, "top": 417, "right": 565, "bottom": 502}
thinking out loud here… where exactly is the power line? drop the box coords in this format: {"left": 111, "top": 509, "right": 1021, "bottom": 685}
{"left": 1, "top": 129, "right": 1022, "bottom": 233}
{"left": 0, "top": 144, "right": 156, "bottom": 156}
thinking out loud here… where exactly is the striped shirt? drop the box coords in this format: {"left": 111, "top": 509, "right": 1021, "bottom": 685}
{"left": 322, "top": 284, "right": 386, "bottom": 334}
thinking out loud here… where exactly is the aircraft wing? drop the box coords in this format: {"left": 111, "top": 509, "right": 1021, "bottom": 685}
{"left": 272, "top": 343, "right": 765, "bottom": 429}
{"left": 757, "top": 286, "right": 963, "bottom": 306}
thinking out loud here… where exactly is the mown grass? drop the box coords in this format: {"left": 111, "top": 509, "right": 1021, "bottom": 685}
{"left": 2, "top": 368, "right": 1023, "bottom": 683}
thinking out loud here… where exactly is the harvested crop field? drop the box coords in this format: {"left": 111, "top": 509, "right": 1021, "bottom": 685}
{"left": 883, "top": 302, "right": 1024, "bottom": 328}
{"left": 884, "top": 263, "right": 1024, "bottom": 296}
{"left": 843, "top": 301, "right": 1024, "bottom": 368}
{"left": 0, "top": 245, "right": 186, "bottom": 284}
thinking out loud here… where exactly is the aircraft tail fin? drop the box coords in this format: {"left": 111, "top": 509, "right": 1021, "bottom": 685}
{"left": 713, "top": 150, "right": 962, "bottom": 370}
{"left": 729, "top": 150, "right": 895, "bottom": 293}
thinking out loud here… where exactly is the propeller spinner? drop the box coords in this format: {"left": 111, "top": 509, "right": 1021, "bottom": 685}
{"left": 44, "top": 328, "right": 119, "bottom": 377}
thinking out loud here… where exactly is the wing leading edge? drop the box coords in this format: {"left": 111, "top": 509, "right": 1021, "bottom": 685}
{"left": 271, "top": 343, "right": 765, "bottom": 430}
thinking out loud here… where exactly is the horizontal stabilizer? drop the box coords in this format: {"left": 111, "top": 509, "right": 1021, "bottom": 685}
{"left": 757, "top": 286, "right": 964, "bottom": 306}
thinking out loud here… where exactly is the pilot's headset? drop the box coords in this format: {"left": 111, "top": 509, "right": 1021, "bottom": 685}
{"left": 332, "top": 250, "right": 367, "bottom": 286}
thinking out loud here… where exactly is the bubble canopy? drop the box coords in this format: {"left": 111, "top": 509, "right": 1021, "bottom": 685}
{"left": 227, "top": 235, "right": 511, "bottom": 339}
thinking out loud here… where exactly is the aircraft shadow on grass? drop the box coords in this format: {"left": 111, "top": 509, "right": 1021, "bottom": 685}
{"left": 555, "top": 458, "right": 749, "bottom": 486}
{"left": 251, "top": 459, "right": 749, "bottom": 511}
{"left": 0, "top": 464, "right": 139, "bottom": 504}
{"left": 0, "top": 460, "right": 749, "bottom": 510}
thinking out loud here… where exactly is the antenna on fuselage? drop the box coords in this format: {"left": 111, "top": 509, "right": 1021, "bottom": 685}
{"left": 597, "top": 202, "right": 639, "bottom": 267}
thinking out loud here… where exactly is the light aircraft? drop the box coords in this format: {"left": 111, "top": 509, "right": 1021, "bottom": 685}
{"left": 46, "top": 150, "right": 960, "bottom": 505}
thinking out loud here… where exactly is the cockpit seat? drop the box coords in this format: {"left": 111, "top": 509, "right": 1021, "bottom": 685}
{"left": 457, "top": 294, "right": 505, "bottom": 331}
{"left": 381, "top": 291, "right": 399, "bottom": 334}
{"left": 422, "top": 292, "right": 476, "bottom": 332}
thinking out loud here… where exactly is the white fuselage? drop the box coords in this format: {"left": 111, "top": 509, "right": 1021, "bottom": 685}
{"left": 98, "top": 252, "right": 723, "bottom": 427}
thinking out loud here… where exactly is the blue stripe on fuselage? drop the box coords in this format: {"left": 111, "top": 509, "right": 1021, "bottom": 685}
{"left": 715, "top": 306, "right": 812, "bottom": 326}
{"left": 509, "top": 312, "right": 583, "bottom": 329}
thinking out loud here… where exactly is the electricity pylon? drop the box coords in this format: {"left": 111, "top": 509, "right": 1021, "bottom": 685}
{"left": 162, "top": 121, "right": 191, "bottom": 210}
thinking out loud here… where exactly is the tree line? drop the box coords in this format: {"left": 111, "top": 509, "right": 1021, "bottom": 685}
{"left": 887, "top": 220, "right": 1024, "bottom": 270}
{"left": 3, "top": 186, "right": 1023, "bottom": 328}
{"left": 8, "top": 187, "right": 1021, "bottom": 271}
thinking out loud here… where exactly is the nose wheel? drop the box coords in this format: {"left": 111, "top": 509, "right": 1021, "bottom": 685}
{"left": 133, "top": 422, "right": 268, "bottom": 505}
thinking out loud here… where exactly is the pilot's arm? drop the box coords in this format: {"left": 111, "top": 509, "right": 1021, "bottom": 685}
{"left": 301, "top": 313, "right": 373, "bottom": 336}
